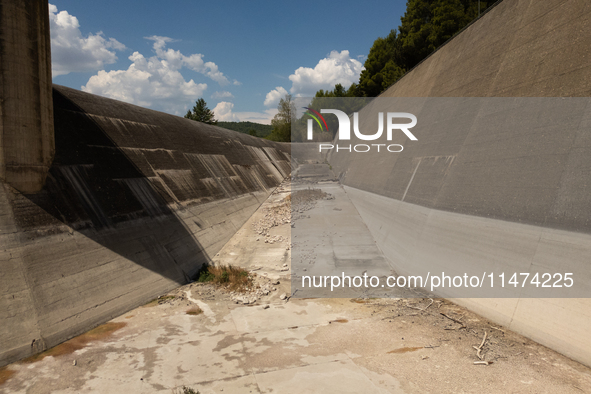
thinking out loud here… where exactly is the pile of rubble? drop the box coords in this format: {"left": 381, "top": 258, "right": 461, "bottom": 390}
{"left": 258, "top": 234, "right": 287, "bottom": 244}
{"left": 229, "top": 275, "right": 285, "bottom": 305}
{"left": 251, "top": 188, "right": 334, "bottom": 244}
{"left": 291, "top": 189, "right": 334, "bottom": 224}
{"left": 292, "top": 189, "right": 327, "bottom": 209}
{"left": 252, "top": 198, "right": 290, "bottom": 238}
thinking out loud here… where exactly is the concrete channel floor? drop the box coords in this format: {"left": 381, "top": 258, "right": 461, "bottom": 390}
{"left": 2, "top": 165, "right": 591, "bottom": 393}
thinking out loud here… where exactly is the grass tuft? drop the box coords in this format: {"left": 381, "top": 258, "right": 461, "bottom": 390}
{"left": 196, "top": 264, "right": 251, "bottom": 292}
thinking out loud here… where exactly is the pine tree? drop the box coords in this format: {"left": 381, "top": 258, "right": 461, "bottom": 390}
{"left": 185, "top": 98, "right": 217, "bottom": 125}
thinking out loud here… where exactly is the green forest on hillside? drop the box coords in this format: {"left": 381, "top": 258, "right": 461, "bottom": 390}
{"left": 322, "top": 0, "right": 492, "bottom": 99}
{"left": 186, "top": 0, "right": 493, "bottom": 142}
{"left": 270, "top": 0, "right": 492, "bottom": 142}
{"left": 217, "top": 121, "right": 273, "bottom": 137}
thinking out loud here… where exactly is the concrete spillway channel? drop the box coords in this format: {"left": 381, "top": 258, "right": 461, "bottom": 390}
{"left": 1, "top": 165, "right": 591, "bottom": 393}
{"left": 1, "top": 0, "right": 591, "bottom": 391}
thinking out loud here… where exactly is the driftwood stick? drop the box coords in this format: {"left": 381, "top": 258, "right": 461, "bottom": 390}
{"left": 476, "top": 331, "right": 488, "bottom": 360}
{"left": 440, "top": 312, "right": 466, "bottom": 329}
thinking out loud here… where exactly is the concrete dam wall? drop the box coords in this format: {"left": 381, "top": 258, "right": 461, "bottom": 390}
{"left": 0, "top": 85, "right": 290, "bottom": 366}
{"left": 327, "top": 0, "right": 591, "bottom": 366}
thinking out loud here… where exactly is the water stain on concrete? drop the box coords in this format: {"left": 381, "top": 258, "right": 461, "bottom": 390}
{"left": 212, "top": 334, "right": 246, "bottom": 354}
{"left": 0, "top": 366, "right": 16, "bottom": 386}
{"left": 387, "top": 347, "right": 423, "bottom": 354}
{"left": 20, "top": 322, "right": 127, "bottom": 364}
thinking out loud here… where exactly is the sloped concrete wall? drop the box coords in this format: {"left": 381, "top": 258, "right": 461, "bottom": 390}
{"left": 328, "top": 0, "right": 591, "bottom": 366}
{"left": 380, "top": 0, "right": 591, "bottom": 97}
{"left": 0, "top": 85, "right": 290, "bottom": 366}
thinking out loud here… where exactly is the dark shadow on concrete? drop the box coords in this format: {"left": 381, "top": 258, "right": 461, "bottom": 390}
{"left": 16, "top": 88, "right": 211, "bottom": 283}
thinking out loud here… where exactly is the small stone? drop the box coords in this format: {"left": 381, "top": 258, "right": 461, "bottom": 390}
{"left": 280, "top": 293, "right": 287, "bottom": 300}
{"left": 262, "top": 305, "right": 270, "bottom": 309}
{"left": 73, "top": 360, "right": 77, "bottom": 366}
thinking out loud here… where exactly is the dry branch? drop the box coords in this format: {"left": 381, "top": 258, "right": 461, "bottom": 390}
{"left": 440, "top": 312, "right": 466, "bottom": 329}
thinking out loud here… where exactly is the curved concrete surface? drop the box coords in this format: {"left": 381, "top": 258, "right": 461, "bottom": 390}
{"left": 2, "top": 180, "right": 591, "bottom": 393}
{"left": 327, "top": 0, "right": 591, "bottom": 367}
{"left": 0, "top": 86, "right": 290, "bottom": 367}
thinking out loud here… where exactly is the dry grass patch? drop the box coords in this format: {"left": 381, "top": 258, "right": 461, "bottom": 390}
{"left": 186, "top": 307, "right": 203, "bottom": 316}
{"left": 197, "top": 264, "right": 252, "bottom": 292}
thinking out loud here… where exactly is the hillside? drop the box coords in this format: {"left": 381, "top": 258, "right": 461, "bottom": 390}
{"left": 217, "top": 121, "right": 273, "bottom": 137}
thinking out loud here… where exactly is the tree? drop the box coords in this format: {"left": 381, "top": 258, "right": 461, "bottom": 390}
{"left": 397, "top": 0, "right": 477, "bottom": 71}
{"left": 248, "top": 129, "right": 257, "bottom": 136}
{"left": 185, "top": 98, "right": 217, "bottom": 125}
{"left": 314, "top": 83, "right": 358, "bottom": 98}
{"left": 266, "top": 94, "right": 295, "bottom": 142}
{"left": 358, "top": 30, "right": 405, "bottom": 97}
{"left": 353, "top": 0, "right": 490, "bottom": 97}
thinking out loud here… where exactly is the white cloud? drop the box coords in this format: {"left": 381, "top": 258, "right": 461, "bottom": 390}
{"left": 234, "top": 109, "right": 277, "bottom": 125}
{"left": 233, "top": 80, "right": 242, "bottom": 86}
{"left": 83, "top": 37, "right": 236, "bottom": 114}
{"left": 83, "top": 50, "right": 207, "bottom": 114}
{"left": 213, "top": 102, "right": 240, "bottom": 121}
{"left": 264, "top": 86, "right": 288, "bottom": 107}
{"left": 262, "top": 50, "right": 364, "bottom": 112}
{"left": 288, "top": 50, "right": 364, "bottom": 96}
{"left": 146, "top": 36, "right": 231, "bottom": 86}
{"left": 49, "top": 4, "right": 126, "bottom": 77}
{"left": 211, "top": 91, "right": 234, "bottom": 99}
{"left": 211, "top": 101, "right": 277, "bottom": 125}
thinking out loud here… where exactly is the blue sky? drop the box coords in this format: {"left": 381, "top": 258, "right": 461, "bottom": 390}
{"left": 49, "top": 1, "right": 407, "bottom": 124}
